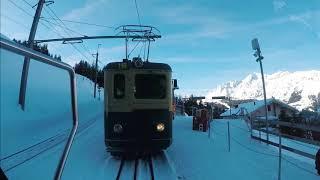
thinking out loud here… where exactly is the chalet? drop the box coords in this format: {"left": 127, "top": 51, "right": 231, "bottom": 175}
{"left": 221, "top": 98, "right": 298, "bottom": 121}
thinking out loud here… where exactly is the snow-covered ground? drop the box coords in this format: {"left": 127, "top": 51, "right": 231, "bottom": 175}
{"left": 0, "top": 41, "right": 103, "bottom": 177}
{"left": 167, "top": 117, "right": 319, "bottom": 180}
{"left": 1, "top": 40, "right": 319, "bottom": 179}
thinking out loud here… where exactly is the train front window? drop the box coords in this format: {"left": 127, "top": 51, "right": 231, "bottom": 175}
{"left": 114, "top": 74, "right": 125, "bottom": 99}
{"left": 135, "top": 74, "right": 166, "bottom": 99}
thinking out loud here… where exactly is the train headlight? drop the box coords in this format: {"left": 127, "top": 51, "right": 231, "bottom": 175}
{"left": 156, "top": 123, "right": 165, "bottom": 132}
{"left": 113, "top": 124, "right": 123, "bottom": 133}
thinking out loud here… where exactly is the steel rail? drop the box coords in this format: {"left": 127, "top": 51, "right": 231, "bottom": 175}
{"left": 0, "top": 37, "right": 79, "bottom": 180}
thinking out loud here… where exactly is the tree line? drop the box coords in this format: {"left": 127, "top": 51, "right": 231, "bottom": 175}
{"left": 13, "top": 38, "right": 105, "bottom": 87}
{"left": 74, "top": 60, "right": 105, "bottom": 88}
{"left": 13, "top": 39, "right": 62, "bottom": 61}
{"left": 180, "top": 96, "right": 227, "bottom": 118}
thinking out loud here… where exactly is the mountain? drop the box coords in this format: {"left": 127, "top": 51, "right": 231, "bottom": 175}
{"left": 205, "top": 70, "right": 320, "bottom": 111}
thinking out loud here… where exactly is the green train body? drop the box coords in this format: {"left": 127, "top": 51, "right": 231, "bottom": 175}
{"left": 104, "top": 59, "right": 173, "bottom": 154}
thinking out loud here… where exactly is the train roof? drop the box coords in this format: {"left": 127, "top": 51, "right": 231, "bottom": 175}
{"left": 104, "top": 60, "right": 172, "bottom": 71}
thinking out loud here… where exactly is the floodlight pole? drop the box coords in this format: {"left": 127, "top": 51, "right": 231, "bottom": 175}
{"left": 253, "top": 42, "right": 269, "bottom": 142}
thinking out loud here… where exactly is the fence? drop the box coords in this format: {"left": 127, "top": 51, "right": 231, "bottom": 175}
{"left": 250, "top": 117, "right": 320, "bottom": 160}
{"left": 210, "top": 119, "right": 319, "bottom": 179}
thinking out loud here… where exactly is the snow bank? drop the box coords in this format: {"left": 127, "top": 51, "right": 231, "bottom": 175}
{"left": 0, "top": 43, "right": 103, "bottom": 160}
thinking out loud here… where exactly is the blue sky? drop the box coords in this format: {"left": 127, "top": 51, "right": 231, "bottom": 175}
{"left": 1, "top": 0, "right": 319, "bottom": 96}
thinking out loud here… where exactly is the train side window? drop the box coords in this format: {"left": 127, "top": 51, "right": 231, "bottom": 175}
{"left": 114, "top": 74, "right": 125, "bottom": 99}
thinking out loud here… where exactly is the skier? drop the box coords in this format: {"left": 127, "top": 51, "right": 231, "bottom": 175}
{"left": 316, "top": 148, "right": 320, "bottom": 175}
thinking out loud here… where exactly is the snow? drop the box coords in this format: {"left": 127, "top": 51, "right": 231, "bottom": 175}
{"left": 166, "top": 117, "right": 319, "bottom": 180}
{"left": 205, "top": 71, "right": 320, "bottom": 111}
{"left": 1, "top": 38, "right": 319, "bottom": 179}
{"left": 252, "top": 130, "right": 319, "bottom": 162}
{"left": 0, "top": 46, "right": 103, "bottom": 159}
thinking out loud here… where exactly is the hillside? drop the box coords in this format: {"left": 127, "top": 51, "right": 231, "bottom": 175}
{"left": 0, "top": 38, "right": 103, "bottom": 159}
{"left": 205, "top": 71, "right": 320, "bottom": 111}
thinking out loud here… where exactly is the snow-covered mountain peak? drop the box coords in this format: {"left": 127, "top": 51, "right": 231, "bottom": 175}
{"left": 205, "top": 70, "right": 320, "bottom": 111}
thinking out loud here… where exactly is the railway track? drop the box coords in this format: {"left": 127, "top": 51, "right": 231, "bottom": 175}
{"left": 0, "top": 114, "right": 101, "bottom": 172}
{"left": 115, "top": 155, "right": 155, "bottom": 180}
{"left": 113, "top": 151, "right": 176, "bottom": 180}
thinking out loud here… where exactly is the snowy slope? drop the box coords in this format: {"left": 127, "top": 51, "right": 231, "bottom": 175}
{"left": 205, "top": 71, "right": 320, "bottom": 110}
{"left": 0, "top": 40, "right": 103, "bottom": 160}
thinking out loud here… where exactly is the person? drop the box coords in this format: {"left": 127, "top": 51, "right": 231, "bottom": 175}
{"left": 316, "top": 148, "right": 320, "bottom": 175}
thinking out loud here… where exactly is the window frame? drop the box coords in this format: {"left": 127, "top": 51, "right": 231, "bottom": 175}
{"left": 113, "top": 74, "right": 125, "bottom": 99}
{"left": 134, "top": 73, "right": 167, "bottom": 99}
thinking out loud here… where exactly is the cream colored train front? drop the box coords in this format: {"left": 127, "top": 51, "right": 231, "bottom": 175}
{"left": 104, "top": 58, "right": 173, "bottom": 155}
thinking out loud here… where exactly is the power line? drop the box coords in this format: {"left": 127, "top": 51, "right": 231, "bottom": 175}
{"left": 41, "top": 18, "right": 87, "bottom": 37}
{"left": 134, "top": 0, "right": 142, "bottom": 26}
{"left": 40, "top": 17, "right": 115, "bottom": 29}
{"left": 41, "top": 19, "right": 90, "bottom": 62}
{"left": 44, "top": 6, "right": 92, "bottom": 61}
{"left": 7, "top": 0, "right": 34, "bottom": 17}
{"left": 20, "top": 0, "right": 34, "bottom": 8}
{"left": 1, "top": 13, "right": 31, "bottom": 30}
{"left": 3, "top": 0, "right": 85, "bottom": 61}
{"left": 46, "top": 6, "right": 92, "bottom": 59}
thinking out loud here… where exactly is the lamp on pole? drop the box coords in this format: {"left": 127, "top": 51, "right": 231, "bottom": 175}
{"left": 251, "top": 38, "right": 269, "bottom": 142}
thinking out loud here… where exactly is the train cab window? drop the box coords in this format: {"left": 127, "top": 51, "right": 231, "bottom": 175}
{"left": 135, "top": 74, "right": 166, "bottom": 99}
{"left": 114, "top": 74, "right": 125, "bottom": 99}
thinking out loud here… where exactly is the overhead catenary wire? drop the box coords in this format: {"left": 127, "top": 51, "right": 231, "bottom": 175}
{"left": 7, "top": 0, "right": 34, "bottom": 17}
{"left": 41, "top": 18, "right": 87, "bottom": 37}
{"left": 4, "top": 0, "right": 61, "bottom": 52}
{"left": 134, "top": 0, "right": 142, "bottom": 27}
{"left": 40, "top": 17, "right": 115, "bottom": 29}
{"left": 20, "top": 0, "right": 34, "bottom": 8}
{"left": 44, "top": 6, "right": 92, "bottom": 61}
{"left": 1, "top": 13, "right": 31, "bottom": 30}
{"left": 9, "top": 0, "right": 90, "bottom": 61}
{"left": 40, "top": 19, "right": 90, "bottom": 60}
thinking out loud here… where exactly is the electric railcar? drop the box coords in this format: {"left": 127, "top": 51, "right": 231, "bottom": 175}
{"left": 104, "top": 58, "right": 174, "bottom": 155}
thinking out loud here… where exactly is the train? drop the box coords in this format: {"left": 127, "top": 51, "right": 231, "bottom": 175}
{"left": 104, "top": 57, "right": 176, "bottom": 155}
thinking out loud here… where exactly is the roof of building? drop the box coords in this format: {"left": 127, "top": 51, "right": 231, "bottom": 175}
{"left": 221, "top": 98, "right": 298, "bottom": 116}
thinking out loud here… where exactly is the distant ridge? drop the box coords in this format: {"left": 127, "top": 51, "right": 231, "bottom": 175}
{"left": 205, "top": 70, "right": 320, "bottom": 111}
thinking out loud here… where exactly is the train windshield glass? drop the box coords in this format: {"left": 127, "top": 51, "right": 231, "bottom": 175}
{"left": 135, "top": 74, "right": 166, "bottom": 99}
{"left": 114, "top": 74, "right": 125, "bottom": 99}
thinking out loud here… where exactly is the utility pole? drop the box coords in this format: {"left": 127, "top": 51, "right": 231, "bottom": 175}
{"left": 19, "top": 0, "right": 46, "bottom": 110}
{"left": 93, "top": 44, "right": 101, "bottom": 98}
{"left": 251, "top": 38, "right": 269, "bottom": 142}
